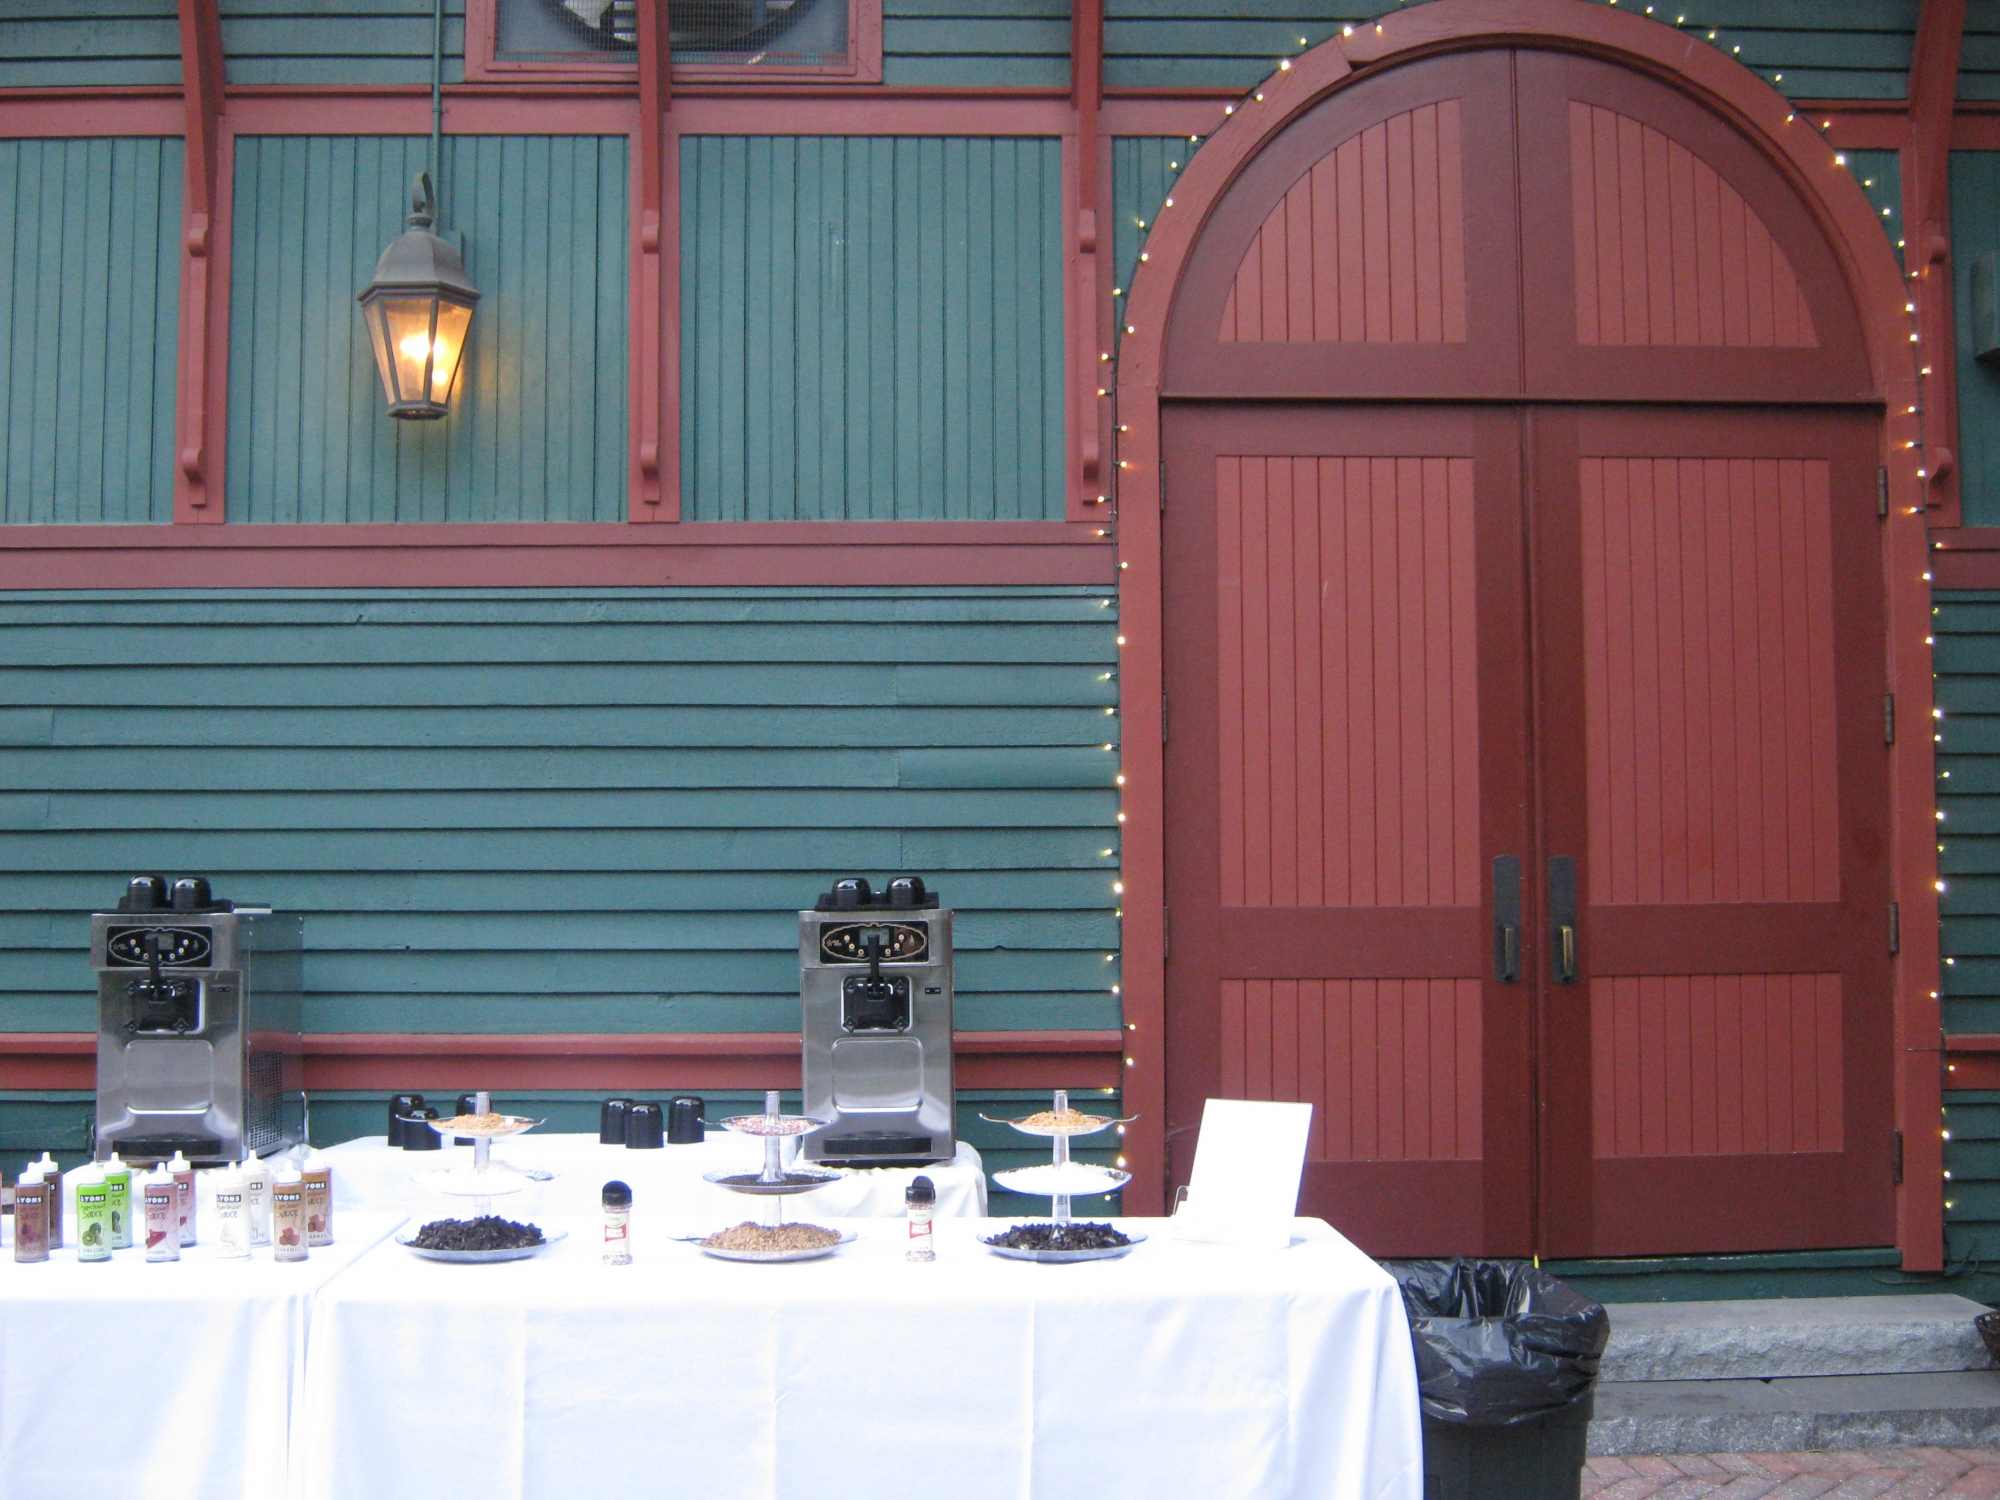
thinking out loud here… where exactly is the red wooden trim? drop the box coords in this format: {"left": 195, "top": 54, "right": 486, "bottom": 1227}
{"left": 1929, "top": 530, "right": 2000, "bottom": 588}
{"left": 1100, "top": 98, "right": 1232, "bottom": 138}
{"left": 173, "top": 1, "right": 228, "bottom": 524}
{"left": 1945, "top": 1036, "right": 2000, "bottom": 1090}
{"left": 1066, "top": 0, "right": 1105, "bottom": 522}
{"left": 0, "top": 1031, "right": 1124, "bottom": 1094}
{"left": 1114, "top": 0, "right": 1936, "bottom": 1254}
{"left": 0, "top": 93, "right": 185, "bottom": 138}
{"left": 630, "top": 0, "right": 675, "bottom": 519}
{"left": 1906, "top": 0, "right": 1967, "bottom": 524}
{"left": 0, "top": 521, "right": 1115, "bottom": 588}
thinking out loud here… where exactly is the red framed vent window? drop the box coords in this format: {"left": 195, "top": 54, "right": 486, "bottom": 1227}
{"left": 465, "top": 0, "right": 881, "bottom": 81}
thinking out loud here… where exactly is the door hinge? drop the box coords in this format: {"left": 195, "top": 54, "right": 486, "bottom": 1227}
{"left": 1889, "top": 900, "right": 1901, "bottom": 955}
{"left": 1893, "top": 1129, "right": 1905, "bottom": 1184}
{"left": 1885, "top": 692, "right": 1896, "bottom": 746}
{"left": 1878, "top": 464, "right": 1890, "bottom": 519}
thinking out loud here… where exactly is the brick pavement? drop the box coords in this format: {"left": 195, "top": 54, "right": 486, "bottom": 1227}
{"left": 1582, "top": 1450, "right": 2000, "bottom": 1498}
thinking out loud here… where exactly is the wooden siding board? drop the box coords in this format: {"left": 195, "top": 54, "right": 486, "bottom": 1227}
{"left": 0, "top": 588, "right": 1121, "bottom": 1039}
{"left": 217, "top": 0, "right": 467, "bottom": 87}
{"left": 0, "top": 138, "right": 180, "bottom": 526}
{"left": 1937, "top": 591, "right": 2000, "bottom": 1036}
{"left": 682, "top": 135, "right": 1062, "bottom": 522}
{"left": 880, "top": 0, "right": 1069, "bottom": 89}
{"left": 1112, "top": 138, "right": 1195, "bottom": 356}
{"left": 0, "top": 2, "right": 182, "bottom": 89}
{"left": 227, "top": 134, "right": 628, "bottom": 524}
{"left": 1954, "top": 153, "right": 2000, "bottom": 528}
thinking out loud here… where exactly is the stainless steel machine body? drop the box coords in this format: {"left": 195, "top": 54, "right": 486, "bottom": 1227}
{"left": 90, "top": 879, "right": 304, "bottom": 1163}
{"left": 799, "top": 876, "right": 955, "bottom": 1168}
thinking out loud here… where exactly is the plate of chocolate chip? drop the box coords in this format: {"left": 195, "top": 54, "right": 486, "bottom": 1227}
{"left": 396, "top": 1215, "right": 567, "bottom": 1262}
{"left": 981, "top": 1221, "right": 1144, "bottom": 1263}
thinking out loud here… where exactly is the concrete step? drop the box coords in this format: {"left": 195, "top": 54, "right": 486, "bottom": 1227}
{"left": 1588, "top": 1370, "right": 2000, "bottom": 1456}
{"left": 1599, "top": 1294, "right": 1993, "bottom": 1381}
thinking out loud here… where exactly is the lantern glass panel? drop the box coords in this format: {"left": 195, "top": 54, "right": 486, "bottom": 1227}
{"left": 381, "top": 296, "right": 443, "bottom": 406}
{"left": 426, "top": 299, "right": 475, "bottom": 404}
{"left": 362, "top": 299, "right": 398, "bottom": 404}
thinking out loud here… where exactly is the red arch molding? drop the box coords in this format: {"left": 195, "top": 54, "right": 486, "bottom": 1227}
{"left": 1111, "top": 0, "right": 1942, "bottom": 1265}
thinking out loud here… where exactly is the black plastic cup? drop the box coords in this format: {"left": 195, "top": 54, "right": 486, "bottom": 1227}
{"left": 625, "top": 1102, "right": 665, "bottom": 1149}
{"left": 599, "top": 1097, "right": 633, "bottom": 1146}
{"left": 388, "top": 1094, "right": 424, "bottom": 1144}
{"left": 667, "top": 1096, "right": 706, "bottom": 1145}
{"left": 401, "top": 1106, "right": 442, "bottom": 1151}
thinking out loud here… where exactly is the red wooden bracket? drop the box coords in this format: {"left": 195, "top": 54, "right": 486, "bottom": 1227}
{"left": 1067, "top": 0, "right": 1107, "bottom": 523}
{"left": 630, "top": 0, "right": 679, "bottom": 519}
{"left": 173, "top": 0, "right": 229, "bottom": 523}
{"left": 1906, "top": 0, "right": 1967, "bottom": 524}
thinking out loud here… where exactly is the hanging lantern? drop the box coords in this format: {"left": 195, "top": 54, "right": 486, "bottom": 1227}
{"left": 357, "top": 172, "right": 480, "bottom": 420}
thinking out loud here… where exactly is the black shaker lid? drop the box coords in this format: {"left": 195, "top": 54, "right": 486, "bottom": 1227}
{"left": 602, "top": 1179, "right": 632, "bottom": 1207}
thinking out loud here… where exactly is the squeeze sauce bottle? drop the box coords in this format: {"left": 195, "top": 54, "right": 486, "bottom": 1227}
{"left": 73, "top": 1164, "right": 110, "bottom": 1262}
{"left": 143, "top": 1168, "right": 179, "bottom": 1262}
{"left": 301, "top": 1152, "right": 333, "bottom": 1248}
{"left": 213, "top": 1160, "right": 250, "bottom": 1259}
{"left": 271, "top": 1169, "right": 307, "bottom": 1262}
{"left": 240, "top": 1152, "right": 272, "bottom": 1247}
{"left": 102, "top": 1152, "right": 133, "bottom": 1251}
{"left": 32, "top": 1153, "right": 61, "bottom": 1247}
{"left": 13, "top": 1170, "right": 47, "bottom": 1263}
{"left": 167, "top": 1151, "right": 196, "bottom": 1246}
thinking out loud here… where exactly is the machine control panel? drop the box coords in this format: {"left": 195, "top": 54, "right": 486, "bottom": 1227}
{"left": 818, "top": 922, "right": 928, "bottom": 964}
{"left": 106, "top": 926, "right": 213, "bottom": 968}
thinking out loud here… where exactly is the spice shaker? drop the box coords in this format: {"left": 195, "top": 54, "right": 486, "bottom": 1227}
{"left": 602, "top": 1180, "right": 633, "bottom": 1265}
{"left": 905, "top": 1175, "right": 936, "bottom": 1262}
{"left": 142, "top": 1168, "right": 179, "bottom": 1262}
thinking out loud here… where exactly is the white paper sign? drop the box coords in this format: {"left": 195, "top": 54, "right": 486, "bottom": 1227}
{"left": 1170, "top": 1097, "right": 1313, "bottom": 1249}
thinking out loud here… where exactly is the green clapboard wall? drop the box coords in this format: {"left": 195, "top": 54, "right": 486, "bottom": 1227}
{"left": 680, "top": 136, "right": 1065, "bottom": 522}
{"left": 0, "top": 138, "right": 183, "bottom": 526}
{"left": 0, "top": 588, "right": 1123, "bottom": 1037}
{"left": 1112, "top": 137, "right": 1197, "bottom": 350}
{"left": 1102, "top": 0, "right": 1915, "bottom": 97}
{"left": 1934, "top": 591, "right": 2000, "bottom": 1264}
{"left": 220, "top": 0, "right": 467, "bottom": 86}
{"left": 882, "top": 0, "right": 1069, "bottom": 87}
{"left": 1961, "top": 2, "right": 2000, "bottom": 101}
{"left": 227, "top": 135, "right": 628, "bottom": 523}
{"left": 0, "top": 2, "right": 182, "bottom": 89}
{"left": 1844, "top": 150, "right": 1904, "bottom": 268}
{"left": 1954, "top": 152, "right": 2000, "bottom": 529}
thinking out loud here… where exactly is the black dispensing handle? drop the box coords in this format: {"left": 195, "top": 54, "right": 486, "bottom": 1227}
{"left": 1548, "top": 856, "right": 1579, "bottom": 984}
{"left": 1492, "top": 857, "right": 1522, "bottom": 983}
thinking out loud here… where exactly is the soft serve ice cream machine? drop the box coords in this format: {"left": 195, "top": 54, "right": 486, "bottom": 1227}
{"left": 799, "top": 876, "right": 955, "bottom": 1169}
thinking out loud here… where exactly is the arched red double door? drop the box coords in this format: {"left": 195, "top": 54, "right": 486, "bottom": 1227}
{"left": 1160, "top": 47, "right": 1894, "bottom": 1257}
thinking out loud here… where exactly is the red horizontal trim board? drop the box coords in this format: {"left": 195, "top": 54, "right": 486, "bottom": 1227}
{"left": 1946, "top": 1035, "right": 2000, "bottom": 1090}
{"left": 0, "top": 1031, "right": 1126, "bottom": 1093}
{"left": 1928, "top": 528, "right": 2000, "bottom": 589}
{"left": 0, "top": 521, "right": 1115, "bottom": 589}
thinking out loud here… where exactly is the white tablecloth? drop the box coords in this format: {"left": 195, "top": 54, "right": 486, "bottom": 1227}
{"left": 300, "top": 1216, "right": 1422, "bottom": 1500}
{"left": 322, "top": 1132, "right": 989, "bottom": 1219}
{"left": 0, "top": 1211, "right": 405, "bottom": 1500}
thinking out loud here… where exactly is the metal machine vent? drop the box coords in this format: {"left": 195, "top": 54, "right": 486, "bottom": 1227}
{"left": 495, "top": 0, "right": 849, "bottom": 67}
{"left": 244, "top": 1051, "right": 284, "bottom": 1152}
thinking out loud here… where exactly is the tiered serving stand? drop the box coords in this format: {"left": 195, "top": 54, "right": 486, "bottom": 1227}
{"left": 984, "top": 1092, "right": 1143, "bottom": 1260}
{"left": 697, "top": 1091, "right": 851, "bottom": 1261}
{"left": 397, "top": 1089, "right": 569, "bottom": 1260}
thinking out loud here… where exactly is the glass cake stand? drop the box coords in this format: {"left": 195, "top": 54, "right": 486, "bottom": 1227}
{"left": 985, "top": 1090, "right": 1134, "bottom": 1224}
{"left": 414, "top": 1090, "right": 547, "bottom": 1215}
{"left": 702, "top": 1090, "right": 843, "bottom": 1227}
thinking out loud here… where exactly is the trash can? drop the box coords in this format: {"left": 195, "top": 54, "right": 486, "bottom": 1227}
{"left": 1385, "top": 1259, "right": 1609, "bottom": 1500}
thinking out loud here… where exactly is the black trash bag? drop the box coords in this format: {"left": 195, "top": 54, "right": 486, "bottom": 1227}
{"left": 1386, "top": 1259, "right": 1609, "bottom": 1427}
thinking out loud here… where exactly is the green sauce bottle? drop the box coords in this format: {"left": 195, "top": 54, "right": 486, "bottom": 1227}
{"left": 102, "top": 1152, "right": 133, "bottom": 1250}
{"left": 73, "top": 1164, "right": 110, "bottom": 1263}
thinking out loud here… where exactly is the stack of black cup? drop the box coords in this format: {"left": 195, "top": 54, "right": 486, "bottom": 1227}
{"left": 600, "top": 1096, "right": 705, "bottom": 1148}
{"left": 387, "top": 1094, "right": 442, "bottom": 1150}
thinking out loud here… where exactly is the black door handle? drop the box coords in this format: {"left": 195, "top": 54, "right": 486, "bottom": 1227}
{"left": 1493, "top": 856, "right": 1522, "bottom": 982}
{"left": 1548, "top": 856, "right": 1578, "bottom": 984}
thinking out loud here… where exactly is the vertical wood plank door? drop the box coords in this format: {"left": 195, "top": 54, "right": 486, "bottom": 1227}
{"left": 1531, "top": 407, "right": 1894, "bottom": 1256}
{"left": 1162, "top": 405, "right": 1535, "bottom": 1256}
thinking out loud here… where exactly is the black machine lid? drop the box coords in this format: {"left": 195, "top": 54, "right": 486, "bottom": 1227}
{"left": 814, "top": 875, "right": 938, "bottom": 912}
{"left": 115, "top": 876, "right": 237, "bottom": 914}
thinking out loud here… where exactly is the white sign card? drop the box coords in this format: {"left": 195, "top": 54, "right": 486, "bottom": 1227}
{"left": 1169, "top": 1097, "right": 1314, "bottom": 1249}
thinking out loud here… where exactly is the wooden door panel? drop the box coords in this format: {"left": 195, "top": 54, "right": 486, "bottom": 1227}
{"left": 1164, "top": 51, "right": 1521, "bottom": 400}
{"left": 1515, "top": 52, "right": 1872, "bottom": 403}
{"left": 1533, "top": 407, "right": 1893, "bottom": 1257}
{"left": 1164, "top": 405, "right": 1534, "bottom": 1257}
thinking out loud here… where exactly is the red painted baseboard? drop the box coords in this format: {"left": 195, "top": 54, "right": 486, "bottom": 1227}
{"left": 0, "top": 1030, "right": 1125, "bottom": 1094}
{"left": 1945, "top": 1034, "right": 2000, "bottom": 1089}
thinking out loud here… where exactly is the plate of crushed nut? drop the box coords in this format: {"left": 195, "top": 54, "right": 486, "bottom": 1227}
{"left": 692, "top": 1221, "right": 855, "bottom": 1263}
{"left": 426, "top": 1112, "right": 543, "bottom": 1139}
{"left": 979, "top": 1107, "right": 1137, "bottom": 1138}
